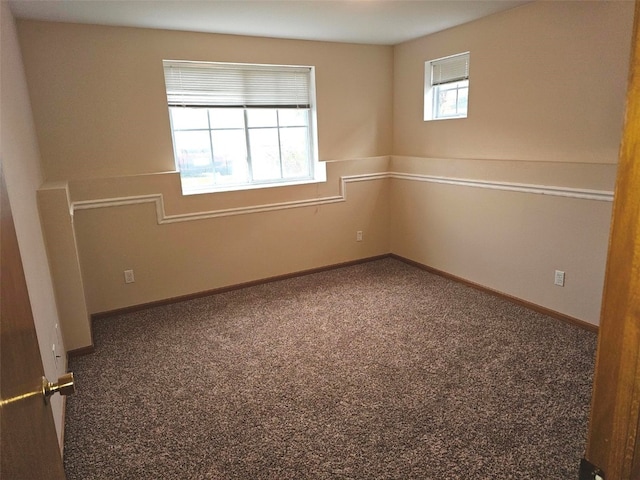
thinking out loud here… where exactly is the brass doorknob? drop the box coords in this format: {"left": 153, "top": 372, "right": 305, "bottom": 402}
{"left": 42, "top": 372, "right": 75, "bottom": 404}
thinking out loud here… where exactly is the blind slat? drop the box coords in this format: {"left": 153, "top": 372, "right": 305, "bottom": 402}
{"left": 163, "top": 60, "right": 312, "bottom": 108}
{"left": 431, "top": 53, "right": 469, "bottom": 86}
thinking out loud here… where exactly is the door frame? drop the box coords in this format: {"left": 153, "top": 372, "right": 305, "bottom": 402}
{"left": 585, "top": 1, "right": 640, "bottom": 478}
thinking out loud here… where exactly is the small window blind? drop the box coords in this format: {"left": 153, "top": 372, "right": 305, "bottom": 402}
{"left": 162, "top": 60, "right": 312, "bottom": 108}
{"left": 431, "top": 53, "right": 470, "bottom": 86}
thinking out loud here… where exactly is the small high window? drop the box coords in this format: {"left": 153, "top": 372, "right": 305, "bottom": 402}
{"left": 424, "top": 52, "right": 470, "bottom": 121}
{"left": 163, "top": 61, "right": 325, "bottom": 195}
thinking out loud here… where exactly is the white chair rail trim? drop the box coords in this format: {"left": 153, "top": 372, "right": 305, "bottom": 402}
{"left": 388, "top": 172, "right": 614, "bottom": 202}
{"left": 71, "top": 172, "right": 614, "bottom": 225}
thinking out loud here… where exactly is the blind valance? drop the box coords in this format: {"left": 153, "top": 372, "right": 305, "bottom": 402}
{"left": 163, "top": 60, "right": 313, "bottom": 108}
{"left": 431, "top": 53, "right": 470, "bottom": 86}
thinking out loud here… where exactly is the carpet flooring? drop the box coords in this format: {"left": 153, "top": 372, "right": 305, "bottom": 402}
{"left": 63, "top": 258, "right": 597, "bottom": 479}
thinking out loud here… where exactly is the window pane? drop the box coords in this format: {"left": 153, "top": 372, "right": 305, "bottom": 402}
{"left": 278, "top": 109, "right": 308, "bottom": 127}
{"left": 433, "top": 80, "right": 468, "bottom": 119}
{"left": 436, "top": 86, "right": 460, "bottom": 118}
{"left": 171, "top": 107, "right": 209, "bottom": 130}
{"left": 173, "top": 131, "right": 213, "bottom": 175}
{"left": 280, "top": 127, "right": 310, "bottom": 179}
{"left": 209, "top": 108, "right": 245, "bottom": 129}
{"left": 247, "top": 109, "right": 278, "bottom": 128}
{"left": 210, "top": 130, "right": 249, "bottom": 184}
{"left": 457, "top": 87, "right": 468, "bottom": 115}
{"left": 249, "top": 128, "right": 281, "bottom": 181}
{"left": 165, "top": 62, "right": 321, "bottom": 193}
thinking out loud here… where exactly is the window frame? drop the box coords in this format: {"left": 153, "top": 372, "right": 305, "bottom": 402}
{"left": 163, "top": 61, "right": 325, "bottom": 195}
{"left": 424, "top": 52, "right": 470, "bottom": 122}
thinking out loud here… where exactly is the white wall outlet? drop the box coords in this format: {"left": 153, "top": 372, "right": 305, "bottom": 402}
{"left": 124, "top": 269, "right": 135, "bottom": 284}
{"left": 554, "top": 270, "right": 565, "bottom": 287}
{"left": 356, "top": 230, "right": 363, "bottom": 242}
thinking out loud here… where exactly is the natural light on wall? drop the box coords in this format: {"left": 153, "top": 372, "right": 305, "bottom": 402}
{"left": 162, "top": 60, "right": 325, "bottom": 195}
{"left": 424, "top": 52, "right": 470, "bottom": 121}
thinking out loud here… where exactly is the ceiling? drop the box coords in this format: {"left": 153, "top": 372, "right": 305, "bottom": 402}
{"left": 8, "top": 0, "right": 531, "bottom": 46}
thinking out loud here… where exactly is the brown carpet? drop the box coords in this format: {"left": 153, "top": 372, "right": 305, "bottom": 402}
{"left": 63, "top": 258, "right": 597, "bottom": 479}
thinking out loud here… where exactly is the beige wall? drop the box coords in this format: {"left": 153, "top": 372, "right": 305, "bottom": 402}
{"left": 0, "top": 2, "right": 66, "bottom": 445}
{"left": 17, "top": 21, "right": 393, "bottom": 182}
{"left": 37, "top": 184, "right": 92, "bottom": 352}
{"left": 13, "top": 0, "right": 633, "bottom": 356}
{"left": 71, "top": 159, "right": 390, "bottom": 314}
{"left": 393, "top": 0, "right": 633, "bottom": 163}
{"left": 15, "top": 20, "right": 393, "bottom": 340}
{"left": 391, "top": 0, "right": 634, "bottom": 325}
{"left": 389, "top": 157, "right": 615, "bottom": 324}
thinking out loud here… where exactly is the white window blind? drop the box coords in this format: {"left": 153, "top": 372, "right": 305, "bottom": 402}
{"left": 162, "top": 60, "right": 312, "bottom": 108}
{"left": 431, "top": 53, "right": 470, "bottom": 86}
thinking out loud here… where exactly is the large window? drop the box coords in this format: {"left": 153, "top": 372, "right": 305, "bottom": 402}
{"left": 424, "top": 52, "right": 470, "bottom": 121}
{"left": 163, "top": 61, "right": 324, "bottom": 194}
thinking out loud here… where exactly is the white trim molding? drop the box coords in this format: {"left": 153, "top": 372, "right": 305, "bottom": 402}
{"left": 387, "top": 172, "right": 614, "bottom": 202}
{"left": 71, "top": 172, "right": 613, "bottom": 225}
{"left": 71, "top": 173, "right": 388, "bottom": 224}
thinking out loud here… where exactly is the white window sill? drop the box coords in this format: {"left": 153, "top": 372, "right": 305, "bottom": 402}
{"left": 181, "top": 164, "right": 327, "bottom": 196}
{"left": 424, "top": 114, "right": 468, "bottom": 122}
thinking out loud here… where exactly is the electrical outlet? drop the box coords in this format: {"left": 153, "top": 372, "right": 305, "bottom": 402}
{"left": 124, "top": 269, "right": 135, "bottom": 284}
{"left": 356, "top": 231, "right": 363, "bottom": 242}
{"left": 554, "top": 270, "right": 565, "bottom": 287}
